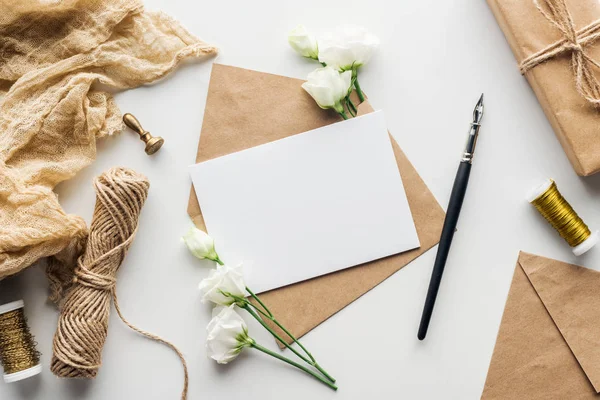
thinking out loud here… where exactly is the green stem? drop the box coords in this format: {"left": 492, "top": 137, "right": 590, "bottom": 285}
{"left": 246, "top": 287, "right": 272, "bottom": 317}
{"left": 250, "top": 342, "right": 337, "bottom": 391}
{"left": 242, "top": 304, "right": 312, "bottom": 365}
{"left": 243, "top": 293, "right": 336, "bottom": 383}
{"left": 354, "top": 77, "right": 365, "bottom": 102}
{"left": 339, "top": 111, "right": 349, "bottom": 120}
{"left": 249, "top": 305, "right": 314, "bottom": 362}
{"left": 346, "top": 96, "right": 357, "bottom": 117}
{"left": 215, "top": 258, "right": 224, "bottom": 266}
{"left": 227, "top": 287, "right": 337, "bottom": 383}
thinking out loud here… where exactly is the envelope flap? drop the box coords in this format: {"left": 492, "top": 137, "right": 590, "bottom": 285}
{"left": 482, "top": 252, "right": 598, "bottom": 399}
{"left": 519, "top": 252, "right": 600, "bottom": 393}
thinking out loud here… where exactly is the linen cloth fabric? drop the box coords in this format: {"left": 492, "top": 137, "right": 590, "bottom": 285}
{"left": 0, "top": 0, "right": 216, "bottom": 290}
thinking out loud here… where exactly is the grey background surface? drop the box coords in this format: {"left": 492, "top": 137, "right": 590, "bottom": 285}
{"left": 2, "top": 0, "right": 600, "bottom": 399}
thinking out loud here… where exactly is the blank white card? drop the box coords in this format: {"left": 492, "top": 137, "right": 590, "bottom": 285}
{"left": 190, "top": 111, "right": 419, "bottom": 293}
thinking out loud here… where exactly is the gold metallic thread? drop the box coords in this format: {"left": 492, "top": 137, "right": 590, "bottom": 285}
{"left": 531, "top": 180, "right": 591, "bottom": 247}
{"left": 0, "top": 307, "right": 40, "bottom": 375}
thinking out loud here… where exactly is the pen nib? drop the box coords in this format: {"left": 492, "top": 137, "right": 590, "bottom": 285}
{"left": 473, "top": 93, "right": 484, "bottom": 124}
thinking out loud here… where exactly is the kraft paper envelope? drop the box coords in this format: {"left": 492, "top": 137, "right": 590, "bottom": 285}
{"left": 482, "top": 252, "right": 600, "bottom": 399}
{"left": 188, "top": 63, "right": 445, "bottom": 342}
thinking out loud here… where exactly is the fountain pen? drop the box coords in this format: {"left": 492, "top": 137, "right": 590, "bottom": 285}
{"left": 417, "top": 94, "right": 484, "bottom": 341}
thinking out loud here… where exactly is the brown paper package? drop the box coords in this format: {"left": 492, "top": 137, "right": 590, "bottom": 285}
{"left": 188, "top": 64, "right": 445, "bottom": 344}
{"left": 487, "top": 0, "right": 600, "bottom": 176}
{"left": 482, "top": 252, "right": 600, "bottom": 399}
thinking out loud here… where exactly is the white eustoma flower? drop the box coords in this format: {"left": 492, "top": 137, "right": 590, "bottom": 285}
{"left": 182, "top": 227, "right": 220, "bottom": 262}
{"left": 206, "top": 305, "right": 254, "bottom": 364}
{"left": 301, "top": 67, "right": 352, "bottom": 114}
{"left": 199, "top": 263, "right": 246, "bottom": 306}
{"left": 318, "top": 25, "right": 380, "bottom": 71}
{"left": 288, "top": 25, "right": 319, "bottom": 60}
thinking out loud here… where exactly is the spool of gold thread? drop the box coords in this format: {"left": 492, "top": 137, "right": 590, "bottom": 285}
{"left": 527, "top": 179, "right": 599, "bottom": 256}
{"left": 0, "top": 300, "right": 42, "bottom": 383}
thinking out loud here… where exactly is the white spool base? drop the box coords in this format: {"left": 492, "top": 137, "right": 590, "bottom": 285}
{"left": 573, "top": 231, "right": 600, "bottom": 256}
{"left": 3, "top": 364, "right": 42, "bottom": 383}
{"left": 0, "top": 300, "right": 24, "bottom": 316}
{"left": 526, "top": 179, "right": 553, "bottom": 203}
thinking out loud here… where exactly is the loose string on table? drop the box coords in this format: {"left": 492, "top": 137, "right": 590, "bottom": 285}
{"left": 50, "top": 167, "right": 189, "bottom": 400}
{"left": 519, "top": 0, "right": 600, "bottom": 106}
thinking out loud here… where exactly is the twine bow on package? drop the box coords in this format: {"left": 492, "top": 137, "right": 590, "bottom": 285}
{"left": 0, "top": 0, "right": 216, "bottom": 289}
{"left": 487, "top": 0, "right": 600, "bottom": 176}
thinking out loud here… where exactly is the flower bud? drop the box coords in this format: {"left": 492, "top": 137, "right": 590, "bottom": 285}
{"left": 182, "top": 227, "right": 220, "bottom": 262}
{"left": 206, "top": 305, "right": 253, "bottom": 364}
{"left": 318, "top": 25, "right": 379, "bottom": 71}
{"left": 288, "top": 25, "right": 319, "bottom": 60}
{"left": 301, "top": 67, "right": 352, "bottom": 113}
{"left": 198, "top": 264, "right": 246, "bottom": 306}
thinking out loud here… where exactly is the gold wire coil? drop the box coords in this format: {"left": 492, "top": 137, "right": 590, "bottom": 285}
{"left": 0, "top": 304, "right": 41, "bottom": 377}
{"left": 530, "top": 180, "right": 590, "bottom": 247}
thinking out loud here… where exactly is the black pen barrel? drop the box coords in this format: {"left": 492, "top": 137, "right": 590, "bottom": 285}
{"left": 418, "top": 161, "right": 472, "bottom": 340}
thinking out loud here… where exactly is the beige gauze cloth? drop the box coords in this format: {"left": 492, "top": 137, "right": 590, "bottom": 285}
{"left": 0, "top": 0, "right": 216, "bottom": 294}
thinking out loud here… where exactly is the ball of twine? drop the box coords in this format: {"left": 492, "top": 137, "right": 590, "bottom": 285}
{"left": 51, "top": 167, "right": 189, "bottom": 399}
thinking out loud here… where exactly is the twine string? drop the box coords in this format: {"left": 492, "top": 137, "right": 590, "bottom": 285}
{"left": 519, "top": 0, "right": 600, "bottom": 106}
{"left": 50, "top": 167, "right": 189, "bottom": 400}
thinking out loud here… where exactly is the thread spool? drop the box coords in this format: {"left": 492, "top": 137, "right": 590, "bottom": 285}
{"left": 527, "top": 179, "right": 599, "bottom": 256}
{"left": 0, "top": 300, "right": 42, "bottom": 383}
